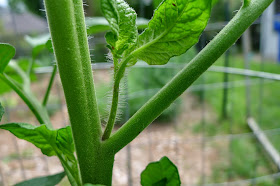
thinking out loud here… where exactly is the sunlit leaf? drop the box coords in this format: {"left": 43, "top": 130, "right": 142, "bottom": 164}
{"left": 131, "top": 0, "right": 212, "bottom": 65}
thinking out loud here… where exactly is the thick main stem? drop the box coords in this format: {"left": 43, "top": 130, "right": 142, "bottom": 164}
{"left": 103, "top": 0, "right": 274, "bottom": 153}
{"left": 44, "top": 0, "right": 105, "bottom": 184}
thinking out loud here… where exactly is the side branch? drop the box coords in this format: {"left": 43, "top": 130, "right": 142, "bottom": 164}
{"left": 102, "top": 55, "right": 132, "bottom": 140}
{"left": 102, "top": 75, "right": 121, "bottom": 140}
{"left": 102, "top": 0, "right": 274, "bottom": 153}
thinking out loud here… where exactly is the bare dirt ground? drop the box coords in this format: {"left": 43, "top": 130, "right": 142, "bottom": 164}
{"left": 0, "top": 72, "right": 220, "bottom": 186}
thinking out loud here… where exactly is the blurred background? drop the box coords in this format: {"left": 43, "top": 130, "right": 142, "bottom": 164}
{"left": 1, "top": 0, "right": 280, "bottom": 185}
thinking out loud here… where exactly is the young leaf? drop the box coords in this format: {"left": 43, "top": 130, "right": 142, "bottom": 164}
{"left": 0, "top": 123, "right": 81, "bottom": 185}
{"left": 0, "top": 102, "right": 4, "bottom": 122}
{"left": 131, "top": 0, "right": 212, "bottom": 65}
{"left": 14, "top": 171, "right": 65, "bottom": 186}
{"left": 0, "top": 123, "right": 56, "bottom": 155}
{"left": 141, "top": 156, "right": 181, "bottom": 186}
{"left": 0, "top": 43, "right": 16, "bottom": 73}
{"left": 86, "top": 17, "right": 149, "bottom": 35}
{"left": 101, "top": 0, "right": 138, "bottom": 57}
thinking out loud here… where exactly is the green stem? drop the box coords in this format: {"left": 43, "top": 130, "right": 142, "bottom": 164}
{"left": 44, "top": 0, "right": 103, "bottom": 184}
{"left": 55, "top": 149, "right": 82, "bottom": 186}
{"left": 0, "top": 73, "right": 52, "bottom": 127}
{"left": 42, "top": 65, "right": 57, "bottom": 106}
{"left": 103, "top": 0, "right": 274, "bottom": 153}
{"left": 102, "top": 56, "right": 122, "bottom": 140}
{"left": 27, "top": 57, "right": 35, "bottom": 76}
{"left": 102, "top": 77, "right": 121, "bottom": 140}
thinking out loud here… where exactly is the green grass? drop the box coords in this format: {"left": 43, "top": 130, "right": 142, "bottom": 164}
{"left": 192, "top": 54, "right": 280, "bottom": 184}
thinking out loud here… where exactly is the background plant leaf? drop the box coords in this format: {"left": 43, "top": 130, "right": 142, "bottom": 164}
{"left": 14, "top": 171, "right": 65, "bottom": 186}
{"left": 0, "top": 43, "right": 16, "bottom": 73}
{"left": 101, "top": 0, "right": 138, "bottom": 57}
{"left": 0, "top": 102, "right": 4, "bottom": 122}
{"left": 131, "top": 0, "right": 212, "bottom": 65}
{"left": 141, "top": 156, "right": 181, "bottom": 186}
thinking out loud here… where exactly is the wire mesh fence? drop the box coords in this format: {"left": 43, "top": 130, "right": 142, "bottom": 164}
{"left": 0, "top": 61, "right": 280, "bottom": 185}
{"left": 0, "top": 1, "right": 280, "bottom": 185}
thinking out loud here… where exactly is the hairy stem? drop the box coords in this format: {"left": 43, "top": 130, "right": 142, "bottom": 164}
{"left": 103, "top": 0, "right": 274, "bottom": 153}
{"left": 44, "top": 0, "right": 103, "bottom": 183}
{"left": 102, "top": 56, "right": 122, "bottom": 140}
{"left": 42, "top": 65, "right": 57, "bottom": 106}
{"left": 102, "top": 77, "right": 121, "bottom": 140}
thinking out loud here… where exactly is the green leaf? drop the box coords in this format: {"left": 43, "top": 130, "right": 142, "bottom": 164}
{"left": 14, "top": 171, "right": 65, "bottom": 186}
{"left": 141, "top": 156, "right": 181, "bottom": 186}
{"left": 84, "top": 184, "right": 106, "bottom": 186}
{"left": 101, "top": 0, "right": 138, "bottom": 57}
{"left": 131, "top": 0, "right": 212, "bottom": 65}
{"left": 86, "top": 17, "right": 149, "bottom": 35}
{"left": 0, "top": 123, "right": 58, "bottom": 156}
{"left": 0, "top": 123, "right": 81, "bottom": 185}
{"left": 0, "top": 43, "right": 16, "bottom": 73}
{"left": 0, "top": 102, "right": 4, "bottom": 122}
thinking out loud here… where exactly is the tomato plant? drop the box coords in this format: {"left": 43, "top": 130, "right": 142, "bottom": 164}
{"left": 0, "top": 0, "right": 273, "bottom": 185}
